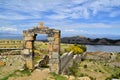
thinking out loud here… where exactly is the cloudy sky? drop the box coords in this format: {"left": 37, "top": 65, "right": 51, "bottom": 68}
{"left": 0, "top": 0, "right": 120, "bottom": 39}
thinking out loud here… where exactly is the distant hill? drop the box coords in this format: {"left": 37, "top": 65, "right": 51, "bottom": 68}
{"left": 61, "top": 36, "right": 120, "bottom": 45}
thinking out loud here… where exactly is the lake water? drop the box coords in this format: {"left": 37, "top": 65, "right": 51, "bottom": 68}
{"left": 86, "top": 45, "right": 120, "bottom": 52}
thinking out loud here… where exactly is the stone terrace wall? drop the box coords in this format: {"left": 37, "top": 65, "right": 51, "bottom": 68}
{"left": 0, "top": 55, "right": 25, "bottom": 70}
{"left": 0, "top": 54, "right": 25, "bottom": 79}
{"left": 60, "top": 51, "right": 83, "bottom": 74}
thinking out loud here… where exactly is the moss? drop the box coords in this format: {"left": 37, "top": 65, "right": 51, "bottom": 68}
{"left": 0, "top": 69, "right": 31, "bottom": 80}
{"left": 68, "top": 61, "right": 79, "bottom": 77}
{"left": 0, "top": 73, "right": 14, "bottom": 80}
{"left": 50, "top": 72, "right": 67, "bottom": 80}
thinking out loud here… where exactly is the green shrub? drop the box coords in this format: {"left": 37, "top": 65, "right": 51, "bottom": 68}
{"left": 84, "top": 64, "right": 87, "bottom": 68}
{"left": 0, "top": 69, "right": 31, "bottom": 80}
{"left": 65, "top": 44, "right": 86, "bottom": 55}
{"left": 89, "top": 76, "right": 96, "bottom": 80}
{"left": 74, "top": 44, "right": 87, "bottom": 52}
{"left": 94, "top": 69, "right": 97, "bottom": 72}
{"left": 50, "top": 72, "right": 67, "bottom": 80}
{"left": 105, "top": 77, "right": 112, "bottom": 80}
{"left": 19, "top": 69, "right": 31, "bottom": 76}
{"left": 68, "top": 61, "right": 79, "bottom": 77}
{"left": 79, "top": 73, "right": 84, "bottom": 77}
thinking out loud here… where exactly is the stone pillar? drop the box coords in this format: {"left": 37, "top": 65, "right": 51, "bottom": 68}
{"left": 22, "top": 31, "right": 35, "bottom": 70}
{"left": 48, "top": 30, "right": 61, "bottom": 74}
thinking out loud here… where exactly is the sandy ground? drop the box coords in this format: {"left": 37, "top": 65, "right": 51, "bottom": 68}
{"left": 8, "top": 69, "right": 51, "bottom": 80}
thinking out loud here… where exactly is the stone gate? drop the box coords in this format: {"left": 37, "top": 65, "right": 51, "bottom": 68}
{"left": 22, "top": 22, "right": 61, "bottom": 74}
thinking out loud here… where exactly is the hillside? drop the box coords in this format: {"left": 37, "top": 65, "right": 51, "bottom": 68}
{"left": 61, "top": 36, "right": 120, "bottom": 45}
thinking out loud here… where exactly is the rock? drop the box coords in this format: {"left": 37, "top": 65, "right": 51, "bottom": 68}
{"left": 0, "top": 60, "right": 6, "bottom": 66}
{"left": 19, "top": 68, "right": 24, "bottom": 71}
{"left": 77, "top": 77, "right": 91, "bottom": 80}
{"left": 63, "top": 75, "right": 69, "bottom": 78}
{"left": 69, "top": 76, "right": 75, "bottom": 80}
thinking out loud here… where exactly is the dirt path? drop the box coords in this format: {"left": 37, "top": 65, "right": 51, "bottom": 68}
{"left": 8, "top": 69, "right": 51, "bottom": 80}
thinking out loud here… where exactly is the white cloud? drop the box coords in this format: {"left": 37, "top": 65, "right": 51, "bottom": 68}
{"left": 78, "top": 23, "right": 115, "bottom": 28}
{"left": 47, "top": 14, "right": 68, "bottom": 20}
{"left": 0, "top": 27, "right": 18, "bottom": 32}
{"left": 71, "top": 0, "right": 89, "bottom": 4}
{"left": 0, "top": 13, "right": 34, "bottom": 20}
{"left": 62, "top": 29, "right": 89, "bottom": 37}
{"left": 0, "top": 0, "right": 120, "bottom": 20}
{"left": 64, "top": 29, "right": 75, "bottom": 32}
{"left": 47, "top": 0, "right": 120, "bottom": 19}
{"left": 57, "top": 23, "right": 120, "bottom": 29}
{"left": 110, "top": 11, "right": 120, "bottom": 17}
{"left": 0, "top": 0, "right": 120, "bottom": 37}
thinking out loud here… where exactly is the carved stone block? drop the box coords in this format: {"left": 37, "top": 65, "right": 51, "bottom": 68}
{"left": 24, "top": 36, "right": 34, "bottom": 40}
{"left": 48, "top": 44, "right": 53, "bottom": 52}
{"left": 53, "top": 45, "right": 59, "bottom": 52}
{"left": 54, "top": 38, "right": 60, "bottom": 45}
{"left": 0, "top": 60, "right": 6, "bottom": 66}
{"left": 51, "top": 52, "right": 59, "bottom": 58}
{"left": 54, "top": 33, "right": 59, "bottom": 38}
{"left": 39, "top": 31, "right": 46, "bottom": 34}
{"left": 25, "top": 41, "right": 33, "bottom": 49}
{"left": 50, "top": 62, "right": 59, "bottom": 74}
{"left": 48, "top": 37, "right": 54, "bottom": 41}
{"left": 26, "top": 59, "right": 34, "bottom": 69}
{"left": 22, "top": 49, "right": 29, "bottom": 55}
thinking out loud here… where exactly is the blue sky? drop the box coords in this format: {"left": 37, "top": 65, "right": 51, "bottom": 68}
{"left": 0, "top": 0, "right": 120, "bottom": 39}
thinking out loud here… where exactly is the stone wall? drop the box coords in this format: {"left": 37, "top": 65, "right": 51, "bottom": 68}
{"left": 0, "top": 55, "right": 25, "bottom": 69}
{"left": 73, "top": 54, "right": 82, "bottom": 63}
{"left": 23, "top": 22, "right": 61, "bottom": 74}
{"left": 60, "top": 51, "right": 84, "bottom": 74}
{"left": 0, "top": 54, "right": 25, "bottom": 79}
{"left": 60, "top": 51, "right": 73, "bottom": 74}
{"left": 0, "top": 40, "right": 23, "bottom": 49}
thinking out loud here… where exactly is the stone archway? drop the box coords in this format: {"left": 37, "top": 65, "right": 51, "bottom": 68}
{"left": 22, "top": 22, "right": 61, "bottom": 74}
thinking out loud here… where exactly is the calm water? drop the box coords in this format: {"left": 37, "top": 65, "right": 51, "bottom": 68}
{"left": 86, "top": 45, "right": 120, "bottom": 52}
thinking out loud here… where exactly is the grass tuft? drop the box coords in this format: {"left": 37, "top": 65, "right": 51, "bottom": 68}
{"left": 50, "top": 72, "right": 67, "bottom": 80}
